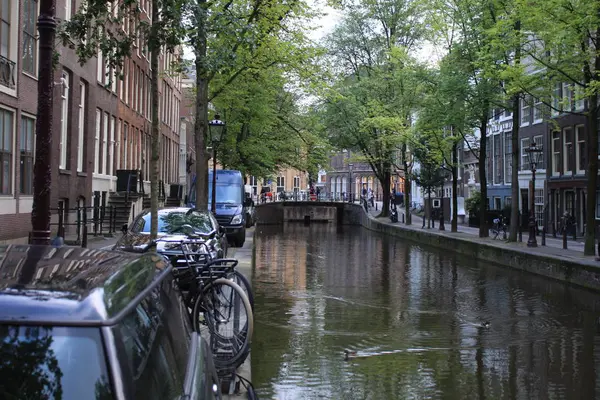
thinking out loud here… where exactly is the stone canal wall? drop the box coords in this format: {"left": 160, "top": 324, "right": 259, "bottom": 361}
{"left": 343, "top": 203, "right": 600, "bottom": 292}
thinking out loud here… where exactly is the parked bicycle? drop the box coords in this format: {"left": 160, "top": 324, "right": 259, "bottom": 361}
{"left": 146, "top": 236, "right": 254, "bottom": 374}
{"left": 490, "top": 215, "right": 507, "bottom": 239}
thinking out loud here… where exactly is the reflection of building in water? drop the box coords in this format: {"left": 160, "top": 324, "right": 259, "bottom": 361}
{"left": 0, "top": 245, "right": 131, "bottom": 289}
{"left": 255, "top": 224, "right": 307, "bottom": 293}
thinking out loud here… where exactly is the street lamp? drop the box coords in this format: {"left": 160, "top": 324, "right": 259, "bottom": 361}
{"left": 208, "top": 115, "right": 225, "bottom": 214}
{"left": 348, "top": 163, "right": 354, "bottom": 203}
{"left": 525, "top": 141, "right": 543, "bottom": 247}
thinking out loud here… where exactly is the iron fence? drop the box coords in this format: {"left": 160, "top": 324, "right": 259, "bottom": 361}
{"left": 51, "top": 203, "right": 117, "bottom": 247}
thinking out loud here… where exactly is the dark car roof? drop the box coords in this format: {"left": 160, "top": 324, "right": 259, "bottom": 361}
{"left": 0, "top": 244, "right": 171, "bottom": 327}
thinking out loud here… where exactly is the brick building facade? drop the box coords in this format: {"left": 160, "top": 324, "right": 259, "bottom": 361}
{"left": 0, "top": 0, "right": 183, "bottom": 242}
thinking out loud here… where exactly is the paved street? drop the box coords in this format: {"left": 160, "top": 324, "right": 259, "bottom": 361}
{"left": 366, "top": 201, "right": 589, "bottom": 254}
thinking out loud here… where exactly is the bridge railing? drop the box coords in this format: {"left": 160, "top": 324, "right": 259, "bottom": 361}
{"left": 258, "top": 192, "right": 361, "bottom": 203}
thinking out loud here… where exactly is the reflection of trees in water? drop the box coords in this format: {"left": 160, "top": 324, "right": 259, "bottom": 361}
{"left": 0, "top": 326, "right": 63, "bottom": 399}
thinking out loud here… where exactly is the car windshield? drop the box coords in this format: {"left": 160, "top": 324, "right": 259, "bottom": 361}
{"left": 189, "top": 185, "right": 241, "bottom": 205}
{"left": 208, "top": 185, "right": 241, "bottom": 205}
{"left": 0, "top": 325, "right": 112, "bottom": 400}
{"left": 138, "top": 210, "right": 214, "bottom": 234}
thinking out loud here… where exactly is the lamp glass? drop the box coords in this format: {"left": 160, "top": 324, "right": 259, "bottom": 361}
{"left": 208, "top": 117, "right": 225, "bottom": 144}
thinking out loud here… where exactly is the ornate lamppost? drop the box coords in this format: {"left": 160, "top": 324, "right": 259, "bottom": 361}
{"left": 208, "top": 115, "right": 225, "bottom": 214}
{"left": 525, "top": 142, "right": 543, "bottom": 247}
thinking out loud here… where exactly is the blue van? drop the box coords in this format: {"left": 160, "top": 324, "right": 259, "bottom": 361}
{"left": 188, "top": 170, "right": 249, "bottom": 247}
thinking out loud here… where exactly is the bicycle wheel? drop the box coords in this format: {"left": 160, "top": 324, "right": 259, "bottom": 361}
{"left": 229, "top": 270, "right": 254, "bottom": 311}
{"left": 193, "top": 278, "right": 254, "bottom": 371}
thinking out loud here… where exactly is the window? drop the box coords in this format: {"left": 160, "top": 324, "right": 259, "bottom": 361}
{"left": 494, "top": 134, "right": 502, "bottom": 184}
{"left": 0, "top": 0, "right": 10, "bottom": 59}
{"left": 123, "top": 123, "right": 128, "bottom": 169}
{"left": 533, "top": 97, "right": 543, "bottom": 123}
{"left": 562, "top": 83, "right": 572, "bottom": 112}
{"left": 535, "top": 189, "right": 544, "bottom": 228}
{"left": 520, "top": 95, "right": 531, "bottom": 126}
{"left": 96, "top": 30, "right": 103, "bottom": 83}
{"left": 77, "top": 82, "right": 86, "bottom": 172}
{"left": 20, "top": 116, "right": 34, "bottom": 195}
{"left": 494, "top": 197, "right": 501, "bottom": 210}
{"left": 563, "top": 127, "right": 572, "bottom": 175}
{"left": 94, "top": 109, "right": 100, "bottom": 173}
{"left": 575, "top": 125, "right": 585, "bottom": 175}
{"left": 486, "top": 137, "right": 492, "bottom": 183}
{"left": 64, "top": 0, "right": 71, "bottom": 20}
{"left": 276, "top": 176, "right": 285, "bottom": 193}
{"left": 552, "top": 131, "right": 560, "bottom": 176}
{"left": 293, "top": 176, "right": 300, "bottom": 190}
{"left": 59, "top": 71, "right": 70, "bottom": 170}
{"left": 504, "top": 132, "right": 512, "bottom": 182}
{"left": 533, "top": 135, "right": 544, "bottom": 170}
{"left": 0, "top": 109, "right": 12, "bottom": 194}
{"left": 23, "top": 0, "right": 37, "bottom": 76}
{"left": 124, "top": 59, "right": 129, "bottom": 104}
{"left": 114, "top": 286, "right": 188, "bottom": 400}
{"left": 109, "top": 116, "right": 115, "bottom": 176}
{"left": 520, "top": 137, "right": 530, "bottom": 171}
{"left": 575, "top": 85, "right": 585, "bottom": 111}
{"left": 551, "top": 83, "right": 560, "bottom": 116}
{"left": 102, "top": 112, "right": 109, "bottom": 174}
{"left": 116, "top": 120, "right": 121, "bottom": 171}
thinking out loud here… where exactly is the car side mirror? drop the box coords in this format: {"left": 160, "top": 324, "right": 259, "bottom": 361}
{"left": 121, "top": 224, "right": 128, "bottom": 235}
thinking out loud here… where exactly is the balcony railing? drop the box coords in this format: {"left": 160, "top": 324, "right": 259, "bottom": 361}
{"left": 0, "top": 55, "right": 16, "bottom": 89}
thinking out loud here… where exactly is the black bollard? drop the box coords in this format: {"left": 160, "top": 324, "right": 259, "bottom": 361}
{"left": 563, "top": 227, "right": 567, "bottom": 249}
{"left": 542, "top": 226, "right": 546, "bottom": 246}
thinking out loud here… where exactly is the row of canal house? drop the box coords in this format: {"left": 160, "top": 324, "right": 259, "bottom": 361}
{"left": 448, "top": 81, "right": 596, "bottom": 237}
{"left": 0, "top": 0, "right": 184, "bottom": 243}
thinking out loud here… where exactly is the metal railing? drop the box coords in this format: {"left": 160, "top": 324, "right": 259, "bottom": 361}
{"left": 51, "top": 203, "right": 117, "bottom": 247}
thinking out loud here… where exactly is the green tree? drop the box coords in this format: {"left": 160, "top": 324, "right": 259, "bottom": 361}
{"left": 61, "top": 0, "right": 185, "bottom": 240}
{"left": 321, "top": 1, "right": 430, "bottom": 217}
{"left": 184, "top": 0, "right": 322, "bottom": 209}
{"left": 515, "top": 0, "right": 600, "bottom": 255}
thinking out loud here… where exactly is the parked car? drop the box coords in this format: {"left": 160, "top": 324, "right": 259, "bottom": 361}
{"left": 0, "top": 244, "right": 221, "bottom": 399}
{"left": 115, "top": 207, "right": 228, "bottom": 260}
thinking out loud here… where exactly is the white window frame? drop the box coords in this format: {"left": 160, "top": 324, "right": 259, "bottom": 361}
{"left": 575, "top": 125, "right": 585, "bottom": 175}
{"left": 59, "top": 71, "right": 70, "bottom": 170}
{"left": 123, "top": 123, "right": 128, "bottom": 169}
{"left": 552, "top": 131, "right": 560, "bottom": 177}
{"left": 533, "top": 97, "right": 543, "bottom": 123}
{"left": 575, "top": 85, "right": 585, "bottom": 111}
{"left": 551, "top": 83, "right": 560, "bottom": 117}
{"left": 109, "top": 116, "right": 115, "bottom": 176}
{"left": 533, "top": 135, "right": 544, "bottom": 170}
{"left": 76, "top": 81, "right": 86, "bottom": 172}
{"left": 520, "top": 137, "right": 530, "bottom": 171}
{"left": 562, "top": 83, "right": 572, "bottom": 112}
{"left": 534, "top": 189, "right": 544, "bottom": 228}
{"left": 94, "top": 109, "right": 100, "bottom": 173}
{"left": 22, "top": 0, "right": 39, "bottom": 78}
{"left": 20, "top": 113, "right": 35, "bottom": 196}
{"left": 0, "top": 0, "right": 18, "bottom": 97}
{"left": 64, "top": 0, "right": 71, "bottom": 21}
{"left": 563, "top": 127, "right": 573, "bottom": 175}
{"left": 102, "top": 112, "right": 109, "bottom": 174}
{"left": 116, "top": 119, "right": 121, "bottom": 171}
{"left": 96, "top": 30, "right": 104, "bottom": 84}
{"left": 520, "top": 96, "right": 531, "bottom": 127}
{"left": 124, "top": 60, "right": 129, "bottom": 104}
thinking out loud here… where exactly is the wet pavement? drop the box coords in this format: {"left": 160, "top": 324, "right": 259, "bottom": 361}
{"left": 251, "top": 223, "right": 600, "bottom": 399}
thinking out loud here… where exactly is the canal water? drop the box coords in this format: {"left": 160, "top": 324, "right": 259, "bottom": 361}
{"left": 251, "top": 223, "right": 600, "bottom": 400}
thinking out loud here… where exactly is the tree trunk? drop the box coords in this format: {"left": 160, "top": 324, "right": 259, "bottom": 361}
{"left": 585, "top": 92, "right": 599, "bottom": 255}
{"left": 428, "top": 190, "right": 431, "bottom": 229}
{"left": 149, "top": 0, "right": 160, "bottom": 239}
{"left": 451, "top": 141, "right": 458, "bottom": 233}
{"left": 508, "top": 92, "right": 521, "bottom": 242}
{"left": 479, "top": 117, "right": 489, "bottom": 238}
{"left": 509, "top": 19, "right": 522, "bottom": 242}
{"left": 402, "top": 143, "right": 412, "bottom": 225}
{"left": 439, "top": 181, "right": 445, "bottom": 231}
{"left": 194, "top": 1, "right": 210, "bottom": 210}
{"left": 379, "top": 163, "right": 391, "bottom": 217}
